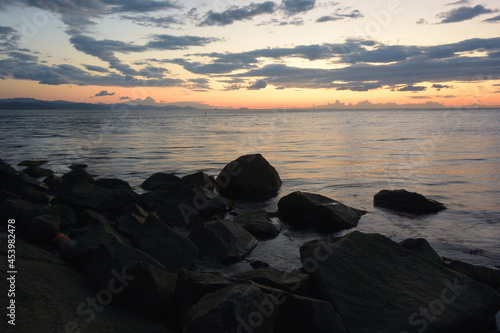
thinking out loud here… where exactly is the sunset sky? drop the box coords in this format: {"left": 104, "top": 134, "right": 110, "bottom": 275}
{"left": 0, "top": 0, "right": 499, "bottom": 109}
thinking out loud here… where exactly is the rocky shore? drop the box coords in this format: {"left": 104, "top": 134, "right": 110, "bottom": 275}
{"left": 1, "top": 154, "right": 499, "bottom": 332}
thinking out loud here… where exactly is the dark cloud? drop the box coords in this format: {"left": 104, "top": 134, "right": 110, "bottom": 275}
{"left": 120, "top": 96, "right": 130, "bottom": 100}
{"left": 187, "top": 78, "right": 211, "bottom": 90}
{"left": 83, "top": 64, "right": 110, "bottom": 73}
{"left": 0, "top": 25, "right": 20, "bottom": 51}
{"left": 146, "top": 34, "right": 218, "bottom": 50}
{"left": 484, "top": 14, "right": 500, "bottom": 22}
{"left": 437, "top": 5, "right": 496, "bottom": 24}
{"left": 257, "top": 18, "right": 304, "bottom": 26}
{"left": 94, "top": 90, "right": 115, "bottom": 97}
{"left": 432, "top": 84, "right": 452, "bottom": 90}
{"left": 247, "top": 79, "right": 267, "bottom": 90}
{"left": 282, "top": 0, "right": 316, "bottom": 15}
{"left": 337, "top": 84, "right": 381, "bottom": 92}
{"left": 445, "top": 0, "right": 470, "bottom": 5}
{"left": 316, "top": 15, "right": 342, "bottom": 23}
{"left": 198, "top": 2, "right": 277, "bottom": 26}
{"left": 410, "top": 96, "right": 432, "bottom": 99}
{"left": 120, "top": 15, "right": 182, "bottom": 28}
{"left": 101, "top": 0, "right": 180, "bottom": 13}
{"left": 8, "top": 51, "right": 38, "bottom": 62}
{"left": 399, "top": 85, "right": 427, "bottom": 92}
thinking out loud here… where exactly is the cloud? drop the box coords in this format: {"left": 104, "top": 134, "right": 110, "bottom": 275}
{"left": 83, "top": 64, "right": 110, "bottom": 73}
{"left": 484, "top": 14, "right": 500, "bottom": 22}
{"left": 257, "top": 18, "right": 304, "bottom": 26}
{"left": 445, "top": 0, "right": 470, "bottom": 5}
{"left": 102, "top": 0, "right": 180, "bottom": 13}
{"left": 120, "top": 96, "right": 130, "bottom": 100}
{"left": 247, "top": 79, "right": 268, "bottom": 90}
{"left": 120, "top": 14, "right": 182, "bottom": 28}
{"left": 8, "top": 51, "right": 38, "bottom": 62}
{"left": 187, "top": 78, "right": 211, "bottom": 90}
{"left": 94, "top": 90, "right": 115, "bottom": 97}
{"left": 416, "top": 18, "right": 428, "bottom": 25}
{"left": 198, "top": 2, "right": 277, "bottom": 26}
{"left": 437, "top": 5, "right": 497, "bottom": 24}
{"left": 432, "top": 84, "right": 452, "bottom": 90}
{"left": 398, "top": 85, "right": 427, "bottom": 92}
{"left": 282, "top": 0, "right": 316, "bottom": 15}
{"left": 0, "top": 25, "right": 20, "bottom": 51}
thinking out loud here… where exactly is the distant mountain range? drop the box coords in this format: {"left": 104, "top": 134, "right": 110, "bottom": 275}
{"left": 0, "top": 98, "right": 199, "bottom": 110}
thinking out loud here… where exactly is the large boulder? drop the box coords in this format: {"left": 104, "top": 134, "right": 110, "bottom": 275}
{"left": 188, "top": 219, "right": 258, "bottom": 263}
{"left": 22, "top": 165, "right": 54, "bottom": 178}
{"left": 141, "top": 172, "right": 180, "bottom": 191}
{"left": 444, "top": 260, "right": 500, "bottom": 290}
{"left": 300, "top": 231, "right": 500, "bottom": 333}
{"left": 179, "top": 171, "right": 216, "bottom": 190}
{"left": 399, "top": 238, "right": 442, "bottom": 264}
{"left": 174, "top": 270, "right": 234, "bottom": 328}
{"left": 3, "top": 185, "right": 50, "bottom": 204}
{"left": 0, "top": 158, "right": 16, "bottom": 176}
{"left": 183, "top": 284, "right": 276, "bottom": 333}
{"left": 374, "top": 189, "right": 446, "bottom": 214}
{"left": 132, "top": 215, "right": 198, "bottom": 273}
{"left": 48, "top": 168, "right": 95, "bottom": 195}
{"left": 28, "top": 215, "right": 60, "bottom": 243}
{"left": 216, "top": 154, "right": 282, "bottom": 200}
{"left": 233, "top": 211, "right": 280, "bottom": 239}
{"left": 18, "top": 160, "right": 48, "bottom": 167}
{"left": 94, "top": 178, "right": 132, "bottom": 190}
{"left": 278, "top": 191, "right": 366, "bottom": 232}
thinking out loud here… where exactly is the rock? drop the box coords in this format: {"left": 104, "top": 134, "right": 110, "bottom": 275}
{"left": 51, "top": 180, "right": 137, "bottom": 214}
{"left": 444, "top": 260, "right": 500, "bottom": 290}
{"left": 18, "top": 160, "right": 48, "bottom": 167}
{"left": 174, "top": 270, "right": 234, "bottom": 328}
{"left": 115, "top": 262, "right": 177, "bottom": 321}
{"left": 278, "top": 191, "right": 366, "bottom": 232}
{"left": 179, "top": 171, "right": 216, "bottom": 190}
{"left": 183, "top": 284, "right": 276, "bottom": 333}
{"left": 188, "top": 219, "right": 258, "bottom": 263}
{"left": 234, "top": 211, "right": 280, "bottom": 239}
{"left": 0, "top": 199, "right": 76, "bottom": 233}
{"left": 399, "top": 238, "right": 442, "bottom": 264}
{"left": 69, "top": 163, "right": 88, "bottom": 169}
{"left": 0, "top": 190, "right": 20, "bottom": 201}
{"left": 300, "top": 231, "right": 500, "bottom": 333}
{"left": 94, "top": 178, "right": 132, "bottom": 190}
{"left": 41, "top": 174, "right": 61, "bottom": 188}
{"left": 2, "top": 172, "right": 46, "bottom": 191}
{"left": 28, "top": 215, "right": 60, "bottom": 243}
{"left": 85, "top": 242, "right": 164, "bottom": 290}
{"left": 374, "top": 189, "right": 446, "bottom": 214}
{"left": 133, "top": 215, "right": 198, "bottom": 273}
{"left": 78, "top": 209, "right": 111, "bottom": 226}
{"left": 115, "top": 213, "right": 145, "bottom": 239}
{"left": 117, "top": 202, "right": 148, "bottom": 219}
{"left": 48, "top": 168, "right": 95, "bottom": 195}
{"left": 141, "top": 172, "right": 180, "bottom": 191}
{"left": 5, "top": 185, "right": 51, "bottom": 204}
{"left": 250, "top": 260, "right": 270, "bottom": 269}
{"left": 216, "top": 153, "right": 282, "bottom": 200}
{"left": 0, "top": 158, "right": 16, "bottom": 176}
{"left": 233, "top": 268, "right": 312, "bottom": 298}
{"left": 22, "top": 165, "right": 54, "bottom": 178}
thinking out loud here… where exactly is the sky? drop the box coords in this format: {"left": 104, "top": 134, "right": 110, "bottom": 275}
{"left": 0, "top": 0, "right": 499, "bottom": 109}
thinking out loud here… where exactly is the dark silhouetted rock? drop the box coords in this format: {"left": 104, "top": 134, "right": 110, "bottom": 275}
{"left": 2, "top": 172, "right": 46, "bottom": 192}
{"left": 51, "top": 180, "right": 137, "bottom": 214}
{"left": 250, "top": 260, "right": 270, "bottom": 269}
{"left": 2, "top": 185, "right": 50, "bottom": 204}
{"left": 133, "top": 215, "right": 198, "bottom": 273}
{"left": 216, "top": 154, "right": 282, "bottom": 200}
{"left": 115, "top": 213, "right": 145, "bottom": 240}
{"left": 444, "top": 260, "right": 500, "bottom": 290}
{"left": 399, "top": 238, "right": 442, "bottom": 264}
{"left": 188, "top": 219, "right": 257, "bottom": 263}
{"left": 22, "top": 165, "right": 54, "bottom": 178}
{"left": 374, "top": 189, "right": 446, "bottom": 214}
{"left": 94, "top": 178, "right": 132, "bottom": 190}
{"left": 117, "top": 202, "right": 148, "bottom": 219}
{"left": 174, "top": 270, "right": 233, "bottom": 328}
{"left": 183, "top": 284, "right": 276, "bottom": 333}
{"left": 69, "top": 163, "right": 88, "bottom": 170}
{"left": 278, "top": 191, "right": 366, "bottom": 232}
{"left": 141, "top": 172, "right": 180, "bottom": 191}
{"left": 42, "top": 174, "right": 61, "bottom": 188}
{"left": 78, "top": 209, "right": 111, "bottom": 226}
{"left": 300, "top": 231, "right": 500, "bottom": 333}
{"left": 0, "top": 199, "right": 76, "bottom": 233}
{"left": 0, "top": 158, "right": 16, "bottom": 176}
{"left": 18, "top": 160, "right": 48, "bottom": 167}
{"left": 28, "top": 215, "right": 60, "bottom": 243}
{"left": 234, "top": 211, "right": 280, "bottom": 239}
{"left": 179, "top": 171, "right": 216, "bottom": 190}
{"left": 233, "top": 268, "right": 312, "bottom": 298}
{"left": 116, "top": 262, "right": 177, "bottom": 321}
{"left": 48, "top": 168, "right": 95, "bottom": 195}
{"left": 0, "top": 190, "right": 20, "bottom": 201}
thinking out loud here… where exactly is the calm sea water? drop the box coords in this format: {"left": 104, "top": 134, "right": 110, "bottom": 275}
{"left": 0, "top": 108, "right": 499, "bottom": 272}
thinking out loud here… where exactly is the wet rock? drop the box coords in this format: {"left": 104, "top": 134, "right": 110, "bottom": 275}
{"left": 48, "top": 168, "right": 95, "bottom": 195}
{"left": 0, "top": 158, "right": 16, "bottom": 176}
{"left": 94, "top": 178, "right": 132, "bottom": 190}
{"left": 141, "top": 172, "right": 180, "bottom": 191}
{"left": 22, "top": 165, "right": 54, "bottom": 178}
{"left": 0, "top": 199, "right": 76, "bottom": 234}
{"left": 374, "top": 189, "right": 446, "bottom": 214}
{"left": 444, "top": 260, "right": 500, "bottom": 290}
{"left": 179, "top": 171, "right": 216, "bottom": 190}
{"left": 216, "top": 153, "right": 282, "bottom": 200}
{"left": 188, "top": 219, "right": 257, "bottom": 263}
{"left": 399, "top": 238, "right": 442, "bottom": 264}
{"left": 2, "top": 172, "right": 46, "bottom": 192}
{"left": 174, "top": 270, "right": 233, "bottom": 328}
{"left": 116, "top": 262, "right": 177, "bottom": 321}
{"left": 300, "top": 231, "right": 500, "bottom": 333}
{"left": 18, "top": 160, "right": 48, "bottom": 167}
{"left": 41, "top": 174, "right": 61, "bottom": 188}
{"left": 69, "top": 163, "right": 88, "bottom": 170}
{"left": 234, "top": 211, "right": 280, "bottom": 239}
{"left": 28, "top": 215, "right": 60, "bottom": 243}
{"left": 278, "top": 191, "right": 366, "bottom": 232}
{"left": 233, "top": 268, "right": 312, "bottom": 298}
{"left": 183, "top": 284, "right": 276, "bottom": 333}
{"left": 51, "top": 180, "right": 137, "bottom": 214}
{"left": 132, "top": 215, "right": 198, "bottom": 273}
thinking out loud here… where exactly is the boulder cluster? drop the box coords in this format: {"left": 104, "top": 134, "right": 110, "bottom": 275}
{"left": 0, "top": 154, "right": 499, "bottom": 332}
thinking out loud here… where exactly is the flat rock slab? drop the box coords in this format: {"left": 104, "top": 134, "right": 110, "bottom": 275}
{"left": 300, "top": 231, "right": 500, "bottom": 333}
{"left": 374, "top": 189, "right": 446, "bottom": 214}
{"left": 278, "top": 191, "right": 366, "bottom": 232}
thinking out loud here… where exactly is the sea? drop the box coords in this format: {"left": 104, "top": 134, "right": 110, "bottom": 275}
{"left": 0, "top": 107, "right": 499, "bottom": 273}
